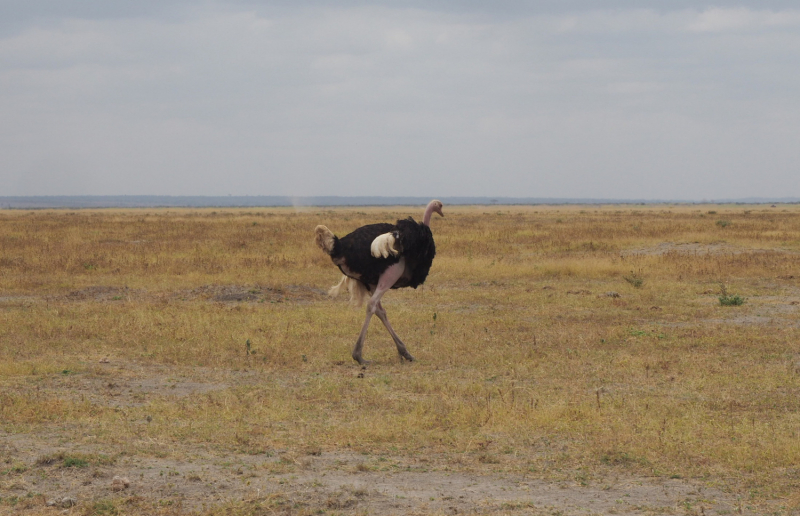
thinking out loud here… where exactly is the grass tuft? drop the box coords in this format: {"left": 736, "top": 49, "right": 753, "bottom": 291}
{"left": 718, "top": 283, "right": 746, "bottom": 306}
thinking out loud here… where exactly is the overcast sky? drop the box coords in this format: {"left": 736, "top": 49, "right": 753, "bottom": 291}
{"left": 1, "top": 1, "right": 799, "bottom": 200}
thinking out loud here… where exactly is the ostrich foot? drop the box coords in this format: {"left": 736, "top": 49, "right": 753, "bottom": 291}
{"left": 399, "top": 351, "right": 415, "bottom": 362}
{"left": 352, "top": 352, "right": 371, "bottom": 365}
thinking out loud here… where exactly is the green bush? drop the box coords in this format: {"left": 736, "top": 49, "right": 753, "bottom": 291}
{"left": 719, "top": 294, "right": 745, "bottom": 306}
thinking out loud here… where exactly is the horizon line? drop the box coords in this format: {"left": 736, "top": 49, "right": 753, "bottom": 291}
{"left": 1, "top": 194, "right": 799, "bottom": 209}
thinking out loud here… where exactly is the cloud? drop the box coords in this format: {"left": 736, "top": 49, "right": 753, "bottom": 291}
{"left": 1, "top": 2, "right": 799, "bottom": 199}
{"left": 687, "top": 7, "right": 800, "bottom": 33}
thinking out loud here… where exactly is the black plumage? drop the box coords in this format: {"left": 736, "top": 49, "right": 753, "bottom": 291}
{"left": 330, "top": 217, "right": 435, "bottom": 290}
{"left": 314, "top": 200, "right": 443, "bottom": 364}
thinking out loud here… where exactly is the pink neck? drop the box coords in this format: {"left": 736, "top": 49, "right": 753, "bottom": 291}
{"left": 422, "top": 201, "right": 436, "bottom": 227}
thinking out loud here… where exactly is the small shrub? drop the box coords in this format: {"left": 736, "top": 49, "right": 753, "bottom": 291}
{"left": 63, "top": 457, "right": 89, "bottom": 468}
{"left": 719, "top": 294, "right": 745, "bottom": 306}
{"left": 716, "top": 220, "right": 730, "bottom": 227}
{"left": 718, "top": 283, "right": 745, "bottom": 306}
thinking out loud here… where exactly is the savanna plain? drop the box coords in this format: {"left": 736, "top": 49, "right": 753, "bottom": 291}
{"left": 1, "top": 205, "right": 799, "bottom": 516}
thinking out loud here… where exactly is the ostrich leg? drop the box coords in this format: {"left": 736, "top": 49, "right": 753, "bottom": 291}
{"left": 352, "top": 259, "right": 406, "bottom": 364}
{"left": 375, "top": 301, "right": 414, "bottom": 362}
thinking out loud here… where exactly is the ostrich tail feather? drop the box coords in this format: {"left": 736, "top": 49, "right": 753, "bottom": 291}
{"left": 327, "top": 275, "right": 348, "bottom": 298}
{"left": 328, "top": 275, "right": 370, "bottom": 307}
{"left": 314, "top": 225, "right": 336, "bottom": 254}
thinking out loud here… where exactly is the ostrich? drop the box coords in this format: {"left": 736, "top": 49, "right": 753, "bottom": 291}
{"left": 314, "top": 200, "right": 444, "bottom": 364}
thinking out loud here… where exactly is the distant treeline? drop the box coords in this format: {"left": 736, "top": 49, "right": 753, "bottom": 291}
{"left": 1, "top": 195, "right": 798, "bottom": 209}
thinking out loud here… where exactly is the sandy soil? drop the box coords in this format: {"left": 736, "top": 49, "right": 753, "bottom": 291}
{"left": 1, "top": 432, "right": 751, "bottom": 515}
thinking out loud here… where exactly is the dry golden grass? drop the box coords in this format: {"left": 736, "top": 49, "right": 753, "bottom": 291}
{"left": 1, "top": 204, "right": 800, "bottom": 514}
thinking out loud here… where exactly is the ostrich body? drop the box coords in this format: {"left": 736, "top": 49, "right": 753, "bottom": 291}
{"left": 315, "top": 200, "right": 444, "bottom": 364}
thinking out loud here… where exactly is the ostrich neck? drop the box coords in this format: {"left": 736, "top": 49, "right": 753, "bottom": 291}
{"left": 422, "top": 202, "right": 436, "bottom": 227}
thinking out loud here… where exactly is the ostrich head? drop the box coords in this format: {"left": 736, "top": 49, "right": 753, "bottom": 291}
{"left": 423, "top": 199, "right": 444, "bottom": 227}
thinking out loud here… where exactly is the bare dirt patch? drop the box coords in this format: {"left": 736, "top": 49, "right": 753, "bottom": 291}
{"left": 0, "top": 285, "right": 328, "bottom": 306}
{"left": 174, "top": 284, "right": 326, "bottom": 304}
{"left": 685, "top": 286, "right": 800, "bottom": 329}
{"left": 30, "top": 363, "right": 235, "bottom": 408}
{"left": 1, "top": 432, "right": 751, "bottom": 516}
{"left": 620, "top": 242, "right": 797, "bottom": 257}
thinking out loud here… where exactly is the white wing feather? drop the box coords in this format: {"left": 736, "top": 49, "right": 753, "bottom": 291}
{"left": 370, "top": 232, "right": 399, "bottom": 258}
